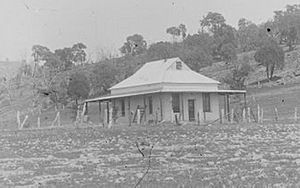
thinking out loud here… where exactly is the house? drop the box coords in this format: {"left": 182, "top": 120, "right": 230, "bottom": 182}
{"left": 85, "top": 57, "right": 246, "bottom": 125}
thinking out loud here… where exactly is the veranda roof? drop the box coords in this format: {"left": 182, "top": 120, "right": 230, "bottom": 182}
{"left": 85, "top": 89, "right": 246, "bottom": 102}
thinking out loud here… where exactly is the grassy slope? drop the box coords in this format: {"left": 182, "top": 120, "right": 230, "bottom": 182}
{"left": 199, "top": 46, "right": 300, "bottom": 87}
{"left": 199, "top": 46, "right": 300, "bottom": 122}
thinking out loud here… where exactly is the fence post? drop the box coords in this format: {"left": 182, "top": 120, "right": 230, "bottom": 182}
{"left": 257, "top": 105, "right": 260, "bottom": 123}
{"left": 231, "top": 108, "right": 234, "bottom": 124}
{"left": 20, "top": 115, "right": 28, "bottom": 129}
{"left": 247, "top": 107, "right": 251, "bottom": 123}
{"left": 274, "top": 107, "right": 279, "bottom": 122}
{"left": 37, "top": 116, "right": 40, "bottom": 128}
{"left": 220, "top": 109, "right": 224, "bottom": 124}
{"left": 17, "top": 111, "right": 21, "bottom": 129}
{"left": 108, "top": 108, "right": 113, "bottom": 128}
{"left": 104, "top": 109, "right": 107, "bottom": 127}
{"left": 242, "top": 108, "right": 246, "bottom": 123}
{"left": 294, "top": 107, "right": 298, "bottom": 123}
{"left": 57, "top": 112, "right": 61, "bottom": 126}
{"left": 261, "top": 108, "right": 264, "bottom": 123}
{"left": 137, "top": 109, "right": 141, "bottom": 125}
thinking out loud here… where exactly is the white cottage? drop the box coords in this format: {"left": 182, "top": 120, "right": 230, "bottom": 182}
{"left": 85, "top": 57, "right": 246, "bottom": 125}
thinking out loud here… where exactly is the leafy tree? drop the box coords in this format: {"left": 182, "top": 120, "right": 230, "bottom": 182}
{"left": 31, "top": 45, "right": 52, "bottom": 77}
{"left": 222, "top": 62, "right": 253, "bottom": 89}
{"left": 286, "top": 26, "right": 298, "bottom": 51}
{"left": 120, "top": 34, "right": 147, "bottom": 56}
{"left": 166, "top": 24, "right": 187, "bottom": 41}
{"left": 178, "top": 24, "right": 187, "bottom": 39}
{"left": 237, "top": 18, "right": 261, "bottom": 52}
{"left": 146, "top": 41, "right": 178, "bottom": 60}
{"left": 67, "top": 71, "right": 90, "bottom": 105}
{"left": 183, "top": 33, "right": 214, "bottom": 53}
{"left": 54, "top": 48, "right": 74, "bottom": 70}
{"left": 220, "top": 43, "right": 237, "bottom": 63}
{"left": 72, "top": 43, "right": 87, "bottom": 65}
{"left": 43, "top": 53, "right": 64, "bottom": 72}
{"left": 166, "top": 26, "right": 181, "bottom": 41}
{"left": 200, "top": 12, "right": 226, "bottom": 34}
{"left": 32, "top": 45, "right": 51, "bottom": 62}
{"left": 212, "top": 24, "right": 237, "bottom": 61}
{"left": 54, "top": 42, "right": 87, "bottom": 69}
{"left": 89, "top": 62, "right": 117, "bottom": 96}
{"left": 179, "top": 48, "right": 213, "bottom": 72}
{"left": 273, "top": 4, "right": 300, "bottom": 50}
{"left": 254, "top": 40, "right": 285, "bottom": 80}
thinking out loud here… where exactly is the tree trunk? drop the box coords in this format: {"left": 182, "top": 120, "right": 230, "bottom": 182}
{"left": 266, "top": 65, "right": 270, "bottom": 80}
{"left": 270, "top": 64, "right": 275, "bottom": 80}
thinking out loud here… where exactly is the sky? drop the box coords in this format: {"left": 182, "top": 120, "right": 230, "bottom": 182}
{"left": 0, "top": 0, "right": 300, "bottom": 61}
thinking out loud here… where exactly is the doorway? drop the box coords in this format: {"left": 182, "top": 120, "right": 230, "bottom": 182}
{"left": 188, "top": 99, "right": 195, "bottom": 121}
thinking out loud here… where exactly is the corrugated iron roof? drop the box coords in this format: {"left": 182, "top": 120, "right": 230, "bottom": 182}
{"left": 85, "top": 89, "right": 246, "bottom": 102}
{"left": 110, "top": 57, "right": 219, "bottom": 90}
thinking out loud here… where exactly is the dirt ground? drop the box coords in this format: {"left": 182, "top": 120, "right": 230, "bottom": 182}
{"left": 0, "top": 123, "right": 299, "bottom": 187}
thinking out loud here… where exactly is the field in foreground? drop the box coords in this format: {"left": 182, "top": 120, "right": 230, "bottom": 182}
{"left": 0, "top": 123, "right": 299, "bottom": 187}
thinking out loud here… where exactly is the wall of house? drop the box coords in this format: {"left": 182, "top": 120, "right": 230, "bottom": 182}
{"left": 87, "top": 92, "right": 220, "bottom": 126}
{"left": 164, "top": 92, "right": 220, "bottom": 123}
{"left": 112, "top": 93, "right": 165, "bottom": 125}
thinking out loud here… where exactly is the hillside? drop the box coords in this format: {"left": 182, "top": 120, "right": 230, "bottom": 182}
{"left": 1, "top": 46, "right": 300, "bottom": 130}
{"left": 199, "top": 46, "right": 300, "bottom": 88}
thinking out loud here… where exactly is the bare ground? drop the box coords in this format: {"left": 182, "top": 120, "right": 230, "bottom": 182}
{"left": 0, "top": 123, "right": 299, "bottom": 187}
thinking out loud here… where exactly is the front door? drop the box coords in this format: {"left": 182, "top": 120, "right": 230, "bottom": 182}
{"left": 188, "top": 99, "right": 195, "bottom": 121}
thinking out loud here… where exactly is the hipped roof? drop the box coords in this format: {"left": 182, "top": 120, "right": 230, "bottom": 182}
{"left": 110, "top": 57, "right": 219, "bottom": 90}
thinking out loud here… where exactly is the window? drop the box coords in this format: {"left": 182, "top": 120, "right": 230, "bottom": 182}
{"left": 202, "top": 93, "right": 211, "bottom": 112}
{"left": 121, "top": 99, "right": 125, "bottom": 116}
{"left": 176, "top": 61, "right": 182, "bottom": 70}
{"left": 172, "top": 93, "right": 180, "bottom": 113}
{"left": 148, "top": 96, "right": 153, "bottom": 114}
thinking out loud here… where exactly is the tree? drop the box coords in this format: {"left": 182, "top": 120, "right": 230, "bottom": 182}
{"left": 89, "top": 62, "right": 117, "bottom": 96}
{"left": 273, "top": 4, "right": 300, "bottom": 50}
{"left": 254, "top": 40, "right": 285, "bottom": 80}
{"left": 222, "top": 62, "right": 253, "bottom": 89}
{"left": 32, "top": 45, "right": 51, "bottom": 62}
{"left": 200, "top": 12, "right": 226, "bottom": 34}
{"left": 146, "top": 41, "right": 178, "bottom": 61}
{"left": 54, "top": 42, "right": 87, "bottom": 69}
{"left": 67, "top": 71, "right": 90, "bottom": 105}
{"left": 178, "top": 24, "right": 187, "bottom": 39}
{"left": 179, "top": 48, "right": 213, "bottom": 72}
{"left": 71, "top": 43, "right": 87, "bottom": 65}
{"left": 43, "top": 52, "right": 64, "bottom": 72}
{"left": 166, "top": 26, "right": 181, "bottom": 42}
{"left": 287, "top": 26, "right": 298, "bottom": 51}
{"left": 31, "top": 45, "right": 51, "bottom": 77}
{"left": 212, "top": 24, "right": 237, "bottom": 61}
{"left": 54, "top": 48, "right": 74, "bottom": 71}
{"left": 237, "top": 18, "right": 261, "bottom": 52}
{"left": 120, "top": 34, "right": 147, "bottom": 56}
{"left": 220, "top": 43, "right": 237, "bottom": 63}
{"left": 183, "top": 33, "right": 214, "bottom": 51}
{"left": 166, "top": 24, "right": 187, "bottom": 41}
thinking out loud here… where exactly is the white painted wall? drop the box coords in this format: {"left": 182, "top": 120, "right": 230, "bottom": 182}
{"left": 171, "top": 92, "right": 219, "bottom": 122}
{"left": 92, "top": 92, "right": 220, "bottom": 126}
